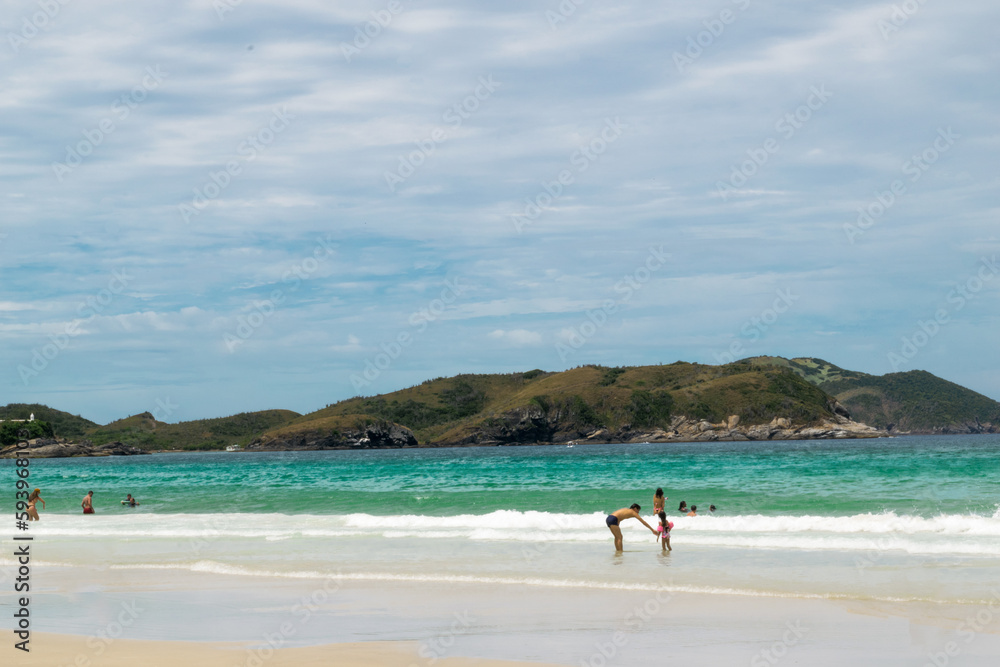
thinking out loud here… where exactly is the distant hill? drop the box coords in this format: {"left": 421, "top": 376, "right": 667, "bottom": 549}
{"left": 0, "top": 404, "right": 98, "bottom": 438}
{"left": 749, "top": 357, "right": 1000, "bottom": 433}
{"left": 0, "top": 405, "right": 301, "bottom": 451}
{"left": 86, "top": 409, "right": 302, "bottom": 450}
{"left": 261, "top": 362, "right": 845, "bottom": 447}
{"left": 13, "top": 357, "right": 996, "bottom": 451}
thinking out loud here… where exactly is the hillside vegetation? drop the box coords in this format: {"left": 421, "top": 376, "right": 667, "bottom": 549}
{"left": 750, "top": 357, "right": 1000, "bottom": 433}
{"left": 0, "top": 404, "right": 97, "bottom": 438}
{"left": 270, "top": 361, "right": 840, "bottom": 447}
{"left": 12, "top": 357, "right": 996, "bottom": 451}
{"left": 0, "top": 418, "right": 55, "bottom": 447}
{"left": 86, "top": 409, "right": 302, "bottom": 450}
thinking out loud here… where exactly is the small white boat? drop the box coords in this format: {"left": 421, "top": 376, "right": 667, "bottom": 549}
{"left": 225, "top": 444, "right": 242, "bottom": 452}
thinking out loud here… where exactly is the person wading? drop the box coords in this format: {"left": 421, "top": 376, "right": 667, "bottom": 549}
{"left": 605, "top": 504, "right": 658, "bottom": 552}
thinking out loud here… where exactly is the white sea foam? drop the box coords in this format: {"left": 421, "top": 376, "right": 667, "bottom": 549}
{"left": 24, "top": 509, "right": 1000, "bottom": 556}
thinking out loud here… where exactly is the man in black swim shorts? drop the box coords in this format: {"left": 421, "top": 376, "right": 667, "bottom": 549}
{"left": 605, "top": 503, "right": 658, "bottom": 552}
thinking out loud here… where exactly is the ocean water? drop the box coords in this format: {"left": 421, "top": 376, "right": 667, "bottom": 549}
{"left": 7, "top": 434, "right": 1000, "bottom": 612}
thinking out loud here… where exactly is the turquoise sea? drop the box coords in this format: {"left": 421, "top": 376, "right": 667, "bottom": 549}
{"left": 20, "top": 434, "right": 1000, "bottom": 518}
{"left": 6, "top": 434, "right": 1000, "bottom": 663}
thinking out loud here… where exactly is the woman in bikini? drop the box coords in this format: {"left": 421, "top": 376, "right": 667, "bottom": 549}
{"left": 27, "top": 488, "right": 45, "bottom": 521}
{"left": 653, "top": 488, "right": 666, "bottom": 515}
{"left": 605, "top": 504, "right": 658, "bottom": 552}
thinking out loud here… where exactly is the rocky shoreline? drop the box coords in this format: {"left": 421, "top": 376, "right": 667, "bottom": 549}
{"left": 246, "top": 420, "right": 418, "bottom": 451}
{"left": 446, "top": 405, "right": 888, "bottom": 447}
{"left": 1, "top": 413, "right": 889, "bottom": 456}
{"left": 583, "top": 413, "right": 887, "bottom": 445}
{"left": 248, "top": 410, "right": 887, "bottom": 451}
{"left": 0, "top": 438, "right": 150, "bottom": 459}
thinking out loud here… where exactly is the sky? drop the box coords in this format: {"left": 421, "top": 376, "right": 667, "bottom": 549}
{"left": 1, "top": 0, "right": 998, "bottom": 425}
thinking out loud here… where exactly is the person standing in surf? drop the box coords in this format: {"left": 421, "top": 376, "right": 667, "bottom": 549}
{"left": 605, "top": 504, "right": 658, "bottom": 552}
{"left": 82, "top": 491, "right": 95, "bottom": 515}
{"left": 656, "top": 511, "right": 673, "bottom": 551}
{"left": 653, "top": 488, "right": 666, "bottom": 516}
{"left": 27, "top": 488, "right": 45, "bottom": 521}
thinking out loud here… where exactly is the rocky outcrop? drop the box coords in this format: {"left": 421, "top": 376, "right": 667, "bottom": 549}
{"left": 439, "top": 407, "right": 888, "bottom": 447}
{"left": 0, "top": 438, "right": 150, "bottom": 458}
{"left": 450, "top": 406, "right": 557, "bottom": 446}
{"left": 613, "top": 413, "right": 887, "bottom": 444}
{"left": 246, "top": 420, "right": 418, "bottom": 451}
{"left": 890, "top": 420, "right": 998, "bottom": 435}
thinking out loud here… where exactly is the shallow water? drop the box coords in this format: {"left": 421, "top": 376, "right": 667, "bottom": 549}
{"left": 7, "top": 435, "right": 1000, "bottom": 606}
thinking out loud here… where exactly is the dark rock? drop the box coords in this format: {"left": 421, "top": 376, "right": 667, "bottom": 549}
{"left": 247, "top": 420, "right": 418, "bottom": 451}
{"left": 0, "top": 439, "right": 149, "bottom": 458}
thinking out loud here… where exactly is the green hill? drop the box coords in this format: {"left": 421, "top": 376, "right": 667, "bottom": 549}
{"left": 265, "top": 362, "right": 841, "bottom": 447}
{"left": 0, "top": 403, "right": 98, "bottom": 438}
{"left": 86, "top": 409, "right": 302, "bottom": 451}
{"left": 0, "top": 418, "right": 55, "bottom": 447}
{"left": 749, "top": 357, "right": 1000, "bottom": 433}
{"left": 13, "top": 357, "right": 995, "bottom": 450}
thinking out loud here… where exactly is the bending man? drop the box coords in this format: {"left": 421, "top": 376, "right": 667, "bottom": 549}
{"left": 605, "top": 504, "right": 657, "bottom": 552}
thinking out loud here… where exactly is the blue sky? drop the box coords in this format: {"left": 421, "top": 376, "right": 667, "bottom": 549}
{"left": 2, "top": 0, "right": 998, "bottom": 424}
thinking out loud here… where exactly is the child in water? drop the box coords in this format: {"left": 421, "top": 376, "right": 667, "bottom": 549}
{"left": 656, "top": 511, "right": 672, "bottom": 551}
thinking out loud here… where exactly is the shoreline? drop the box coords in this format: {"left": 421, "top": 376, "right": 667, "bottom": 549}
{"left": 12, "top": 431, "right": 1000, "bottom": 458}
{"left": 7, "top": 634, "right": 562, "bottom": 667}
{"left": 10, "top": 575, "right": 1000, "bottom": 666}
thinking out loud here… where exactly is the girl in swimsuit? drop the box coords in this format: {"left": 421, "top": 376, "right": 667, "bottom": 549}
{"left": 27, "top": 488, "right": 45, "bottom": 521}
{"left": 656, "top": 511, "right": 672, "bottom": 551}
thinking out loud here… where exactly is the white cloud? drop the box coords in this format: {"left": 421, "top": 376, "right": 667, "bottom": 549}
{"left": 488, "top": 328, "right": 543, "bottom": 347}
{"left": 2, "top": 0, "right": 999, "bottom": 420}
